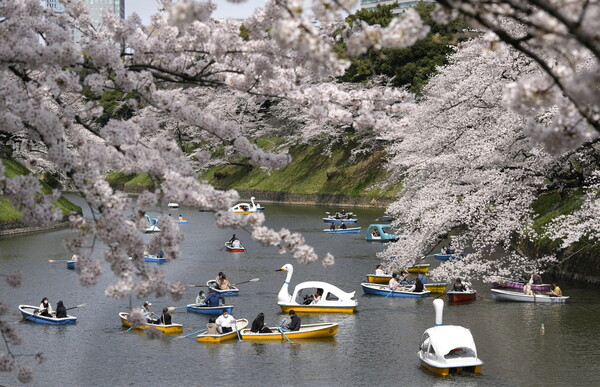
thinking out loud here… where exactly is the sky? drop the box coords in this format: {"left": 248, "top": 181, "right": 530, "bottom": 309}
{"left": 126, "top": 0, "right": 268, "bottom": 22}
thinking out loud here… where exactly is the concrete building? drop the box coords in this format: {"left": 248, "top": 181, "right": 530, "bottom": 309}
{"left": 360, "top": 0, "right": 436, "bottom": 13}
{"left": 45, "top": 0, "right": 125, "bottom": 42}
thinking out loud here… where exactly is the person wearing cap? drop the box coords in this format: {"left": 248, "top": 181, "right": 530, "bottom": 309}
{"left": 141, "top": 301, "right": 158, "bottom": 322}
{"left": 215, "top": 310, "right": 236, "bottom": 334}
{"left": 281, "top": 310, "right": 301, "bottom": 332}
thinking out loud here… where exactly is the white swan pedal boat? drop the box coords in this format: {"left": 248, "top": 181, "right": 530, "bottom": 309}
{"left": 418, "top": 299, "right": 483, "bottom": 376}
{"left": 229, "top": 197, "right": 262, "bottom": 214}
{"left": 276, "top": 264, "right": 357, "bottom": 313}
{"left": 19, "top": 305, "right": 77, "bottom": 325}
{"left": 490, "top": 289, "right": 569, "bottom": 303}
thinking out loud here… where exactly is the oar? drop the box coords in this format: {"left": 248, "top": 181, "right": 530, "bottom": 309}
{"left": 278, "top": 321, "right": 291, "bottom": 343}
{"left": 435, "top": 292, "right": 447, "bottom": 300}
{"left": 48, "top": 259, "right": 72, "bottom": 263}
{"left": 384, "top": 286, "right": 399, "bottom": 298}
{"left": 176, "top": 328, "right": 207, "bottom": 339}
{"left": 234, "top": 320, "right": 241, "bottom": 341}
{"left": 121, "top": 326, "right": 136, "bottom": 334}
{"left": 233, "top": 278, "right": 259, "bottom": 286}
{"left": 167, "top": 303, "right": 203, "bottom": 312}
{"left": 67, "top": 303, "right": 87, "bottom": 310}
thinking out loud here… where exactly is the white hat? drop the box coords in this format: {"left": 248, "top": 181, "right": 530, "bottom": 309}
{"left": 144, "top": 301, "right": 152, "bottom": 306}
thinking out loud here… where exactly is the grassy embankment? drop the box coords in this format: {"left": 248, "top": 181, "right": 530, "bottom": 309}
{"left": 105, "top": 140, "right": 402, "bottom": 204}
{"left": 0, "top": 159, "right": 81, "bottom": 223}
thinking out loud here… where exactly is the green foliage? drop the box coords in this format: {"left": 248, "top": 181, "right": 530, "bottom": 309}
{"left": 531, "top": 189, "right": 585, "bottom": 248}
{"left": 123, "top": 173, "right": 154, "bottom": 187}
{"left": 340, "top": 2, "right": 468, "bottom": 94}
{"left": 1, "top": 158, "right": 81, "bottom": 220}
{"left": 239, "top": 24, "right": 250, "bottom": 41}
{"left": 201, "top": 142, "right": 402, "bottom": 199}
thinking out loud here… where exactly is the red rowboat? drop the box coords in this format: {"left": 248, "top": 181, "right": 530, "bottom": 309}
{"left": 447, "top": 290, "right": 477, "bottom": 303}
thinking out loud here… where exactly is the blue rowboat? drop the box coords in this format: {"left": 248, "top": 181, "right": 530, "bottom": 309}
{"left": 322, "top": 227, "right": 361, "bottom": 234}
{"left": 323, "top": 217, "right": 358, "bottom": 224}
{"left": 428, "top": 253, "right": 468, "bottom": 261}
{"left": 365, "top": 224, "right": 399, "bottom": 242}
{"left": 361, "top": 282, "right": 430, "bottom": 298}
{"left": 67, "top": 260, "right": 76, "bottom": 270}
{"left": 186, "top": 304, "right": 234, "bottom": 315}
{"left": 144, "top": 255, "right": 167, "bottom": 263}
{"left": 18, "top": 305, "right": 77, "bottom": 325}
{"left": 207, "top": 280, "right": 239, "bottom": 296}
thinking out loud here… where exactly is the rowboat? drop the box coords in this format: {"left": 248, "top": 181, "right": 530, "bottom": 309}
{"left": 361, "top": 282, "right": 431, "bottom": 298}
{"left": 429, "top": 253, "right": 467, "bottom": 261}
{"left": 277, "top": 264, "right": 358, "bottom": 313}
{"left": 424, "top": 283, "right": 447, "bottom": 294}
{"left": 418, "top": 299, "right": 483, "bottom": 376}
{"left": 186, "top": 304, "right": 234, "bottom": 316}
{"left": 322, "top": 227, "right": 361, "bottom": 234}
{"left": 119, "top": 312, "right": 183, "bottom": 334}
{"left": 491, "top": 279, "right": 551, "bottom": 292}
{"left": 447, "top": 290, "right": 477, "bottom": 303}
{"left": 325, "top": 211, "right": 354, "bottom": 219}
{"left": 490, "top": 289, "right": 569, "bottom": 303}
{"left": 167, "top": 202, "right": 179, "bottom": 208}
{"left": 365, "top": 274, "right": 392, "bottom": 284}
{"left": 322, "top": 217, "right": 358, "bottom": 224}
{"left": 207, "top": 280, "right": 239, "bottom": 296}
{"left": 240, "top": 322, "right": 338, "bottom": 341}
{"left": 365, "top": 224, "right": 399, "bottom": 242}
{"left": 407, "top": 264, "right": 430, "bottom": 274}
{"left": 177, "top": 220, "right": 188, "bottom": 224}
{"left": 19, "top": 305, "right": 77, "bottom": 325}
{"left": 144, "top": 255, "right": 167, "bottom": 263}
{"left": 224, "top": 242, "right": 245, "bottom": 252}
{"left": 67, "top": 260, "right": 76, "bottom": 270}
{"left": 197, "top": 319, "right": 248, "bottom": 343}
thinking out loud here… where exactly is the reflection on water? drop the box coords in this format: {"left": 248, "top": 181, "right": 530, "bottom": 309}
{"left": 1, "top": 197, "right": 600, "bottom": 386}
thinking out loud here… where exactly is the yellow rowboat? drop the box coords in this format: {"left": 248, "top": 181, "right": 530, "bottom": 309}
{"left": 365, "top": 274, "right": 391, "bottom": 284}
{"left": 119, "top": 312, "right": 183, "bottom": 335}
{"left": 425, "top": 283, "right": 447, "bottom": 294}
{"left": 407, "top": 264, "right": 430, "bottom": 274}
{"left": 279, "top": 304, "right": 356, "bottom": 314}
{"left": 240, "top": 323, "right": 338, "bottom": 341}
{"left": 197, "top": 319, "right": 248, "bottom": 343}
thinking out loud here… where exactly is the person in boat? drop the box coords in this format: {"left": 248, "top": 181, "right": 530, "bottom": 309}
{"left": 195, "top": 291, "right": 206, "bottom": 305}
{"left": 311, "top": 289, "right": 323, "bottom": 305}
{"left": 204, "top": 290, "right": 225, "bottom": 307}
{"left": 334, "top": 212, "right": 341, "bottom": 219}
{"left": 375, "top": 264, "right": 387, "bottom": 276}
{"left": 215, "top": 273, "right": 232, "bottom": 290}
{"left": 228, "top": 234, "right": 238, "bottom": 244}
{"left": 55, "top": 300, "right": 67, "bottom": 318}
{"left": 38, "top": 297, "right": 54, "bottom": 317}
{"left": 206, "top": 316, "right": 219, "bottom": 334}
{"left": 231, "top": 239, "right": 242, "bottom": 249}
{"left": 329, "top": 223, "right": 336, "bottom": 230}
{"left": 389, "top": 273, "right": 401, "bottom": 290}
{"left": 446, "top": 245, "right": 456, "bottom": 254}
{"left": 340, "top": 221, "right": 347, "bottom": 230}
{"left": 71, "top": 254, "right": 79, "bottom": 262}
{"left": 215, "top": 310, "right": 236, "bottom": 334}
{"left": 281, "top": 310, "right": 301, "bottom": 332}
{"left": 413, "top": 277, "right": 424, "bottom": 292}
{"left": 452, "top": 278, "right": 467, "bottom": 292}
{"left": 547, "top": 283, "right": 563, "bottom": 297}
{"left": 372, "top": 229, "right": 380, "bottom": 237}
{"left": 157, "top": 250, "right": 165, "bottom": 259}
{"left": 141, "top": 301, "right": 158, "bottom": 322}
{"left": 156, "top": 308, "right": 172, "bottom": 325}
{"left": 531, "top": 273, "right": 543, "bottom": 284}
{"left": 523, "top": 281, "right": 534, "bottom": 296}
{"left": 441, "top": 246, "right": 447, "bottom": 254}
{"left": 250, "top": 312, "right": 272, "bottom": 334}
{"left": 178, "top": 214, "right": 184, "bottom": 222}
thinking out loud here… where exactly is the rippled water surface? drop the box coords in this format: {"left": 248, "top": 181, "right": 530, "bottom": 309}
{"left": 1, "top": 196, "right": 599, "bottom": 386}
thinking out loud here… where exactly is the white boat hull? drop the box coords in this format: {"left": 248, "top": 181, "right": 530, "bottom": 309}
{"left": 491, "top": 289, "right": 569, "bottom": 303}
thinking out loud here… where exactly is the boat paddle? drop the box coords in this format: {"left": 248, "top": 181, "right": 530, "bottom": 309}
{"left": 48, "top": 259, "right": 72, "bottom": 263}
{"left": 188, "top": 278, "right": 259, "bottom": 287}
{"left": 166, "top": 303, "right": 204, "bottom": 312}
{"left": 234, "top": 320, "right": 241, "bottom": 341}
{"left": 278, "top": 320, "right": 291, "bottom": 342}
{"left": 384, "top": 285, "right": 400, "bottom": 298}
{"left": 176, "top": 328, "right": 207, "bottom": 339}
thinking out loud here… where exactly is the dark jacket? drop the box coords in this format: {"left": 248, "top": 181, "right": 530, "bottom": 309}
{"left": 55, "top": 302, "right": 67, "bottom": 318}
{"left": 159, "top": 313, "right": 172, "bottom": 325}
{"left": 287, "top": 315, "right": 301, "bottom": 331}
{"left": 414, "top": 279, "right": 424, "bottom": 292}
{"left": 205, "top": 293, "right": 225, "bottom": 307}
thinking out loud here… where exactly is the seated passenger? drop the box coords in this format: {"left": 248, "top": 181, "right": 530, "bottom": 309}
{"left": 452, "top": 278, "right": 467, "bottom": 292}
{"left": 340, "top": 221, "right": 347, "bottom": 229}
{"left": 375, "top": 264, "right": 386, "bottom": 276}
{"left": 413, "top": 277, "right": 424, "bottom": 292}
{"left": 55, "top": 300, "right": 67, "bottom": 318}
{"left": 232, "top": 239, "right": 242, "bottom": 248}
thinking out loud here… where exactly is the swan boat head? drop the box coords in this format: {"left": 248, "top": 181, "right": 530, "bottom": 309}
{"left": 277, "top": 264, "right": 294, "bottom": 303}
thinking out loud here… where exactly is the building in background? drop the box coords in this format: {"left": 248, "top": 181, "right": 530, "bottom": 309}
{"left": 360, "top": 0, "right": 436, "bottom": 13}
{"left": 44, "top": 0, "right": 125, "bottom": 42}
